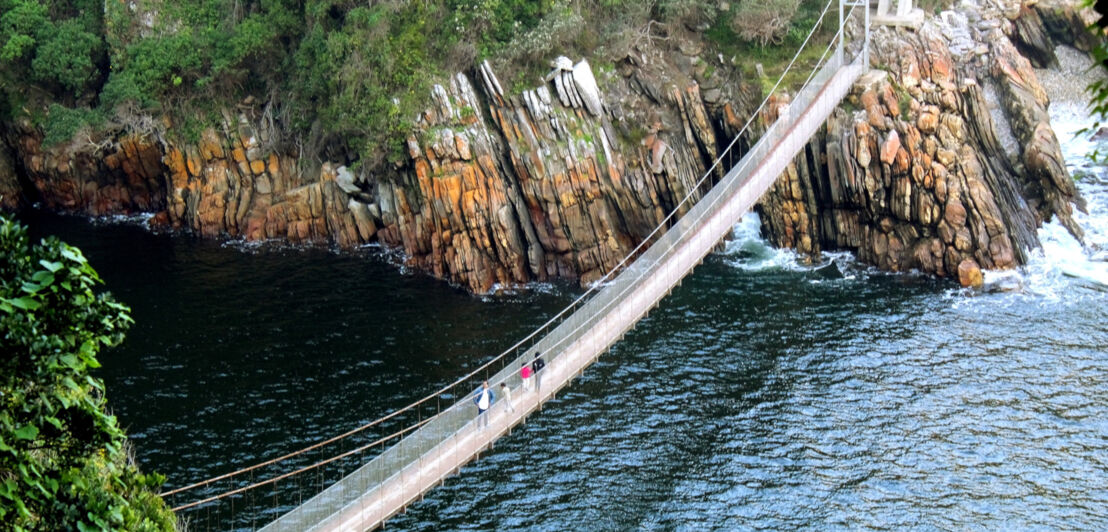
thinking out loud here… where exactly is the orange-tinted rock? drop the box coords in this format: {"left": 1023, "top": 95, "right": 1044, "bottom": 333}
{"left": 757, "top": 1, "right": 1086, "bottom": 283}
{"left": 958, "top": 258, "right": 984, "bottom": 288}
{"left": 880, "top": 130, "right": 901, "bottom": 165}
{"left": 918, "top": 109, "right": 939, "bottom": 133}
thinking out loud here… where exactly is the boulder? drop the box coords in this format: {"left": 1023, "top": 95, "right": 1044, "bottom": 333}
{"left": 957, "top": 258, "right": 984, "bottom": 288}
{"left": 880, "top": 130, "right": 901, "bottom": 165}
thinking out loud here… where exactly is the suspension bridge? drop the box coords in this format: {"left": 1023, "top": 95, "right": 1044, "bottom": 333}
{"left": 164, "top": 1, "right": 876, "bottom": 529}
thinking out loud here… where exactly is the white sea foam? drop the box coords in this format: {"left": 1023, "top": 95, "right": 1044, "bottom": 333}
{"left": 716, "top": 212, "right": 881, "bottom": 285}
{"left": 90, "top": 211, "right": 157, "bottom": 226}
{"left": 969, "top": 47, "right": 1108, "bottom": 301}
{"left": 719, "top": 212, "right": 817, "bottom": 272}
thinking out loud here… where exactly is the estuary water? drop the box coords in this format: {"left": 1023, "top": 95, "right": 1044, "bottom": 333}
{"left": 20, "top": 56, "right": 1108, "bottom": 531}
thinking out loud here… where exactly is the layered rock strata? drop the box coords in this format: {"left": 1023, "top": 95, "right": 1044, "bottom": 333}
{"left": 2, "top": 119, "right": 166, "bottom": 215}
{"left": 364, "top": 53, "right": 753, "bottom": 290}
{"left": 159, "top": 123, "right": 365, "bottom": 247}
{"left": 0, "top": 44, "right": 754, "bottom": 292}
{"left": 1, "top": 113, "right": 367, "bottom": 248}
{"left": 757, "top": 0, "right": 1091, "bottom": 284}
{"left": 0, "top": 1, "right": 1093, "bottom": 291}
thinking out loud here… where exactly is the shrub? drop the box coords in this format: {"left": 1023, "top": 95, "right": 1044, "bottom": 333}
{"left": 1, "top": 1, "right": 108, "bottom": 103}
{"left": 30, "top": 18, "right": 102, "bottom": 94}
{"left": 41, "top": 103, "right": 104, "bottom": 147}
{"left": 731, "top": 0, "right": 802, "bottom": 47}
{"left": 0, "top": 215, "right": 177, "bottom": 531}
{"left": 98, "top": 70, "right": 150, "bottom": 112}
{"left": 0, "top": 0, "right": 47, "bottom": 64}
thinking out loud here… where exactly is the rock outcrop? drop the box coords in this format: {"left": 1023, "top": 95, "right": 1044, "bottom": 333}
{"left": 757, "top": 0, "right": 1092, "bottom": 284}
{"left": 0, "top": 138, "right": 19, "bottom": 210}
{"left": 159, "top": 118, "right": 365, "bottom": 247}
{"left": 1, "top": 112, "right": 367, "bottom": 248}
{"left": 360, "top": 51, "right": 755, "bottom": 291}
{"left": 0, "top": 40, "right": 756, "bottom": 292}
{"left": 1012, "top": 0, "right": 1100, "bottom": 65}
{"left": 2, "top": 119, "right": 166, "bottom": 215}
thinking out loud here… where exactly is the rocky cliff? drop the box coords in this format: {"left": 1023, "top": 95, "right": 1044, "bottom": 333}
{"left": 0, "top": 111, "right": 367, "bottom": 247}
{"left": 0, "top": 0, "right": 1097, "bottom": 291}
{"left": 369, "top": 55, "right": 755, "bottom": 291}
{"left": 757, "top": 0, "right": 1094, "bottom": 286}
{"left": 2, "top": 118, "right": 166, "bottom": 215}
{"left": 0, "top": 36, "right": 757, "bottom": 292}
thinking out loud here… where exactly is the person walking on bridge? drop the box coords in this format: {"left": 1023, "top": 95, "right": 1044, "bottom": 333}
{"left": 473, "top": 380, "right": 495, "bottom": 429}
{"left": 520, "top": 362, "right": 533, "bottom": 392}
{"left": 531, "top": 353, "right": 546, "bottom": 393}
{"left": 500, "top": 382, "right": 515, "bottom": 413}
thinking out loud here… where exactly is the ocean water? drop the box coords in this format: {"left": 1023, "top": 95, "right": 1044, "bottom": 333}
{"left": 16, "top": 46, "right": 1108, "bottom": 531}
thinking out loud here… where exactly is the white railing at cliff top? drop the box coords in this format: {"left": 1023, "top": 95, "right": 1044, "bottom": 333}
{"left": 171, "top": 1, "right": 870, "bottom": 529}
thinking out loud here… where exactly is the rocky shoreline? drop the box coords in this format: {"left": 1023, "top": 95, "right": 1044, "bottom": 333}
{"left": 757, "top": 0, "right": 1094, "bottom": 287}
{"left": 0, "top": 0, "right": 1098, "bottom": 291}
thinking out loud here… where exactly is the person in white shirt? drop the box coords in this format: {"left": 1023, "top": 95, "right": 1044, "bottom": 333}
{"left": 499, "top": 382, "right": 515, "bottom": 413}
{"left": 473, "top": 381, "right": 495, "bottom": 429}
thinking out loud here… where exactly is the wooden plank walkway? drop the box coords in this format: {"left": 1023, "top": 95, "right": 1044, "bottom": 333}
{"left": 261, "top": 61, "right": 866, "bottom": 532}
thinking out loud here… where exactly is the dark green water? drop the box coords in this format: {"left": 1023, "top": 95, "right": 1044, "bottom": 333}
{"left": 21, "top": 197, "right": 1108, "bottom": 530}
{"left": 16, "top": 80, "right": 1108, "bottom": 532}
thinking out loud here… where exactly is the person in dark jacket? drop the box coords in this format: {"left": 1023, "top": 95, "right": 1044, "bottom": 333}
{"left": 473, "top": 380, "right": 495, "bottom": 429}
{"left": 531, "top": 353, "right": 546, "bottom": 393}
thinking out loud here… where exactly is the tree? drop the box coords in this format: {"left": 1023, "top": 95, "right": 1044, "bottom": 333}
{"left": 31, "top": 18, "right": 102, "bottom": 94}
{"left": 0, "top": 0, "right": 48, "bottom": 65}
{"left": 0, "top": 215, "right": 177, "bottom": 531}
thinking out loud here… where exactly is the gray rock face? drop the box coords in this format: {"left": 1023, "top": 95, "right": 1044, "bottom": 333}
{"left": 334, "top": 165, "right": 360, "bottom": 195}
{"left": 368, "top": 54, "right": 745, "bottom": 291}
{"left": 572, "top": 60, "right": 604, "bottom": 116}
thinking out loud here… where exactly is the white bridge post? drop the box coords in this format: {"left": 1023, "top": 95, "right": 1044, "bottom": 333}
{"left": 837, "top": 0, "right": 845, "bottom": 66}
{"left": 840, "top": 0, "right": 872, "bottom": 67}
{"left": 864, "top": 0, "right": 870, "bottom": 66}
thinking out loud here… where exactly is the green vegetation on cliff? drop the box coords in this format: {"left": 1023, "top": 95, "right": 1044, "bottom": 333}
{"left": 0, "top": 215, "right": 176, "bottom": 530}
{"left": 0, "top": 0, "right": 817, "bottom": 167}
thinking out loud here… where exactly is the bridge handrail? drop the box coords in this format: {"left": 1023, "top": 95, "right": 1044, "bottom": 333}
{"left": 262, "top": 13, "right": 863, "bottom": 531}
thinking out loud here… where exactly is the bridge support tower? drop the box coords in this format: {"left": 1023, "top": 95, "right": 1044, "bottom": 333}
{"left": 839, "top": 0, "right": 872, "bottom": 67}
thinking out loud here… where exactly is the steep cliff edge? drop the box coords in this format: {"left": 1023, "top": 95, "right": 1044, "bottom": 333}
{"left": 757, "top": 0, "right": 1095, "bottom": 285}
{"left": 372, "top": 54, "right": 755, "bottom": 290}
{"left": 0, "top": 35, "right": 757, "bottom": 292}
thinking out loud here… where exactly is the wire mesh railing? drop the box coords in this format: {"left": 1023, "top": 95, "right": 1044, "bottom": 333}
{"left": 258, "top": 14, "right": 864, "bottom": 532}
{"left": 167, "top": 1, "right": 868, "bottom": 529}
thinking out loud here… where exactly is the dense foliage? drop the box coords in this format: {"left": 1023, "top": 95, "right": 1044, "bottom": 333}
{"left": 0, "top": 215, "right": 176, "bottom": 531}
{"left": 0, "top": 0, "right": 811, "bottom": 166}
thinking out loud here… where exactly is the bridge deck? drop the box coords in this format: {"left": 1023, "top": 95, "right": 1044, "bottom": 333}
{"left": 261, "top": 60, "right": 866, "bottom": 532}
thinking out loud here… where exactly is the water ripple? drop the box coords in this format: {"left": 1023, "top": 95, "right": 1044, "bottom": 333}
{"left": 19, "top": 169, "right": 1108, "bottom": 530}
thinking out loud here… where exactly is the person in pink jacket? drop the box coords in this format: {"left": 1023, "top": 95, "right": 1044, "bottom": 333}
{"left": 520, "top": 362, "right": 533, "bottom": 392}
